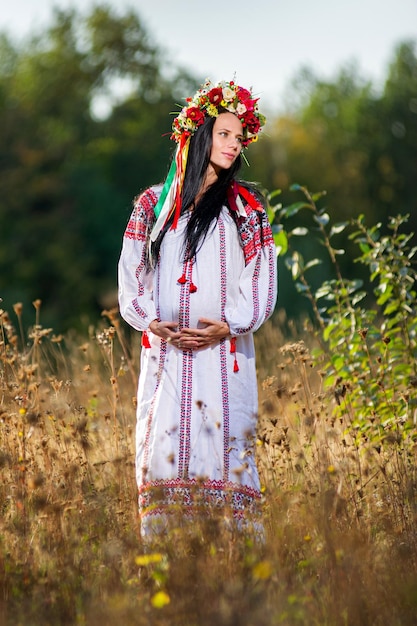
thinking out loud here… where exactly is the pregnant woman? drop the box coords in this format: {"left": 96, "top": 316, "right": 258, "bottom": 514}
{"left": 118, "top": 79, "right": 277, "bottom": 539}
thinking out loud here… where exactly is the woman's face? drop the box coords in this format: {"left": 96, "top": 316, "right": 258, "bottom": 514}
{"left": 209, "top": 112, "right": 243, "bottom": 174}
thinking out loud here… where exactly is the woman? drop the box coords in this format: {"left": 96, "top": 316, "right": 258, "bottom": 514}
{"left": 118, "top": 79, "right": 277, "bottom": 538}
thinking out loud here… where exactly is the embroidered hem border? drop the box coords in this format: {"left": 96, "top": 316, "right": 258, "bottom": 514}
{"left": 138, "top": 478, "right": 262, "bottom": 520}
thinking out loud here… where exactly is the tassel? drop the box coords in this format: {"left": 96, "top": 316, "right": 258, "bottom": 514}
{"left": 178, "top": 258, "right": 197, "bottom": 292}
{"left": 141, "top": 331, "right": 151, "bottom": 348}
{"left": 230, "top": 337, "right": 239, "bottom": 372}
{"left": 188, "top": 258, "right": 197, "bottom": 292}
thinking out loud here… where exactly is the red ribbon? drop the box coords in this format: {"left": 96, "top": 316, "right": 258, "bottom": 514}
{"left": 227, "top": 182, "right": 263, "bottom": 215}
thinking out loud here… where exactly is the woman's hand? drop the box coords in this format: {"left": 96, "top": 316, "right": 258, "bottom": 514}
{"left": 148, "top": 320, "right": 181, "bottom": 344}
{"left": 149, "top": 318, "right": 230, "bottom": 351}
{"left": 179, "top": 318, "right": 230, "bottom": 350}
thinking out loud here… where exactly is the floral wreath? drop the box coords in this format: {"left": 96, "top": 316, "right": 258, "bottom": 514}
{"left": 171, "top": 79, "right": 266, "bottom": 148}
{"left": 149, "top": 79, "right": 266, "bottom": 244}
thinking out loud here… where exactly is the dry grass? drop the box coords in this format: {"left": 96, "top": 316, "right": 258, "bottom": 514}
{"left": 1, "top": 304, "right": 417, "bottom": 625}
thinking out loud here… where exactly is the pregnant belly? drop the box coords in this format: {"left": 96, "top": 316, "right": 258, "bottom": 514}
{"left": 158, "top": 288, "right": 222, "bottom": 328}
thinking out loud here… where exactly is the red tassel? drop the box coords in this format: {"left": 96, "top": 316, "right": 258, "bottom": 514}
{"left": 141, "top": 331, "right": 151, "bottom": 348}
{"left": 177, "top": 273, "right": 187, "bottom": 284}
{"left": 230, "top": 337, "right": 239, "bottom": 372}
{"left": 189, "top": 282, "right": 197, "bottom": 293}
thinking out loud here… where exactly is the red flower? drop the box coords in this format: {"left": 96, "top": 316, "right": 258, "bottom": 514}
{"left": 243, "top": 112, "right": 260, "bottom": 134}
{"left": 207, "top": 87, "right": 223, "bottom": 105}
{"left": 237, "top": 86, "right": 252, "bottom": 101}
{"left": 238, "top": 88, "right": 259, "bottom": 113}
{"left": 186, "top": 107, "right": 205, "bottom": 123}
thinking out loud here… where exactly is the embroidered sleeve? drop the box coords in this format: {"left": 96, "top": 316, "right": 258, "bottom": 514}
{"left": 124, "top": 188, "right": 157, "bottom": 242}
{"left": 118, "top": 188, "right": 159, "bottom": 332}
{"left": 226, "top": 200, "right": 277, "bottom": 335}
{"left": 236, "top": 192, "right": 274, "bottom": 264}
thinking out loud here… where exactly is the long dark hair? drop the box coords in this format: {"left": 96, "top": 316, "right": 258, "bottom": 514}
{"left": 149, "top": 113, "right": 242, "bottom": 265}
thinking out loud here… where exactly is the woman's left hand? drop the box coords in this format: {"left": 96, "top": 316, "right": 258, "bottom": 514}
{"left": 179, "top": 318, "right": 230, "bottom": 350}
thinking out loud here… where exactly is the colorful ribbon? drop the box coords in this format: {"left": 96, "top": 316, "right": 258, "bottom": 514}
{"left": 150, "top": 135, "right": 189, "bottom": 242}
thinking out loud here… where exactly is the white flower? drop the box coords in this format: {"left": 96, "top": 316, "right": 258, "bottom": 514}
{"left": 222, "top": 87, "right": 235, "bottom": 101}
{"left": 236, "top": 102, "right": 247, "bottom": 115}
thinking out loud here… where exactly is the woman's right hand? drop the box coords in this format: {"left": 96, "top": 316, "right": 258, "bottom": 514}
{"left": 149, "top": 319, "right": 181, "bottom": 344}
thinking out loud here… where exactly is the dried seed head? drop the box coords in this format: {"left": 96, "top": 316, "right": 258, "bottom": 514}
{"left": 13, "top": 302, "right": 23, "bottom": 316}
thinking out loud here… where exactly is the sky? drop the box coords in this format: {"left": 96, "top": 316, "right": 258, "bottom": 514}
{"left": 1, "top": 0, "right": 416, "bottom": 113}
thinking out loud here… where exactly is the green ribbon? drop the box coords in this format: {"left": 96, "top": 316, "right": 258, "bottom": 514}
{"left": 153, "top": 157, "right": 177, "bottom": 219}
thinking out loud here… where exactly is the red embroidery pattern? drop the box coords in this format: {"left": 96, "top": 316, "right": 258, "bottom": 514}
{"left": 217, "top": 216, "right": 231, "bottom": 480}
{"left": 182, "top": 351, "right": 194, "bottom": 477}
{"left": 142, "top": 341, "right": 168, "bottom": 476}
{"left": 132, "top": 299, "right": 148, "bottom": 320}
{"left": 177, "top": 267, "right": 193, "bottom": 478}
{"left": 233, "top": 208, "right": 276, "bottom": 335}
{"left": 236, "top": 200, "right": 274, "bottom": 265}
{"left": 124, "top": 189, "right": 159, "bottom": 320}
{"left": 140, "top": 235, "right": 168, "bottom": 473}
{"left": 124, "top": 188, "right": 157, "bottom": 241}
{"left": 265, "top": 244, "right": 277, "bottom": 319}
{"left": 233, "top": 254, "right": 262, "bottom": 335}
{"left": 138, "top": 477, "right": 262, "bottom": 521}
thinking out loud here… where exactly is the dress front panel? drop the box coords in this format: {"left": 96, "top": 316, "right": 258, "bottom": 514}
{"left": 118, "top": 186, "right": 277, "bottom": 534}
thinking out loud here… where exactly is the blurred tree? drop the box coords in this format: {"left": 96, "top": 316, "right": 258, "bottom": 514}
{"left": 358, "top": 41, "right": 417, "bottom": 235}
{"left": 0, "top": 6, "right": 196, "bottom": 329}
{"left": 249, "top": 41, "right": 417, "bottom": 322}
{"left": 260, "top": 42, "right": 417, "bottom": 229}
{"left": 262, "top": 62, "right": 374, "bottom": 220}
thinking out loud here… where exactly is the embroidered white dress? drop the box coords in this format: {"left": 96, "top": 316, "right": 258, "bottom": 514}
{"left": 118, "top": 185, "right": 277, "bottom": 536}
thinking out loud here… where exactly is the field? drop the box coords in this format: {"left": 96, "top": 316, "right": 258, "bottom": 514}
{"left": 1, "top": 301, "right": 416, "bottom": 626}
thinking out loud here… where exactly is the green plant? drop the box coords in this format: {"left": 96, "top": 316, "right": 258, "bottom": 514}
{"left": 268, "top": 184, "right": 417, "bottom": 530}
{"left": 270, "top": 184, "right": 417, "bottom": 422}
